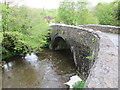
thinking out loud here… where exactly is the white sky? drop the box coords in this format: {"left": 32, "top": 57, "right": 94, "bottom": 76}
{"left": 0, "top": 0, "right": 114, "bottom": 9}
{"left": 23, "top": 0, "right": 114, "bottom": 9}
{"left": 23, "top": 0, "right": 61, "bottom": 9}
{"left": 88, "top": 0, "right": 114, "bottom": 6}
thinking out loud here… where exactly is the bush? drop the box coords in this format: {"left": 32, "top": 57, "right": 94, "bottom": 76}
{"left": 1, "top": 3, "right": 50, "bottom": 58}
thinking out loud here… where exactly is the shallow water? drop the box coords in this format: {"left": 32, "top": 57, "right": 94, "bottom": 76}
{"left": 2, "top": 49, "right": 77, "bottom": 88}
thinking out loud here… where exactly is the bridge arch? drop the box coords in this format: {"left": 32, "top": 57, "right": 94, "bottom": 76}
{"left": 50, "top": 24, "right": 118, "bottom": 88}
{"left": 51, "top": 36, "right": 70, "bottom": 50}
{"left": 50, "top": 25, "right": 100, "bottom": 79}
{"left": 52, "top": 38, "right": 93, "bottom": 78}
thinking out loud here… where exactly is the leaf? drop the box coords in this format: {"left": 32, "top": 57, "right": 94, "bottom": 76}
{"left": 86, "top": 56, "right": 94, "bottom": 60}
{"left": 61, "top": 31, "right": 64, "bottom": 34}
{"left": 92, "top": 38, "right": 95, "bottom": 41}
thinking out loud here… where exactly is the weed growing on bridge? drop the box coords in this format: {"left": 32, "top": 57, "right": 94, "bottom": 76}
{"left": 86, "top": 56, "right": 94, "bottom": 60}
{"left": 91, "top": 38, "right": 95, "bottom": 41}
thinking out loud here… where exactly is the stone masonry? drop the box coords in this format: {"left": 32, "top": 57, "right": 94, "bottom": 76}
{"left": 50, "top": 24, "right": 118, "bottom": 88}
{"left": 79, "top": 24, "right": 120, "bottom": 34}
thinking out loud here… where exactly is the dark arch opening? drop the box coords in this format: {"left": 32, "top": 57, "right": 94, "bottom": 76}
{"left": 51, "top": 37, "right": 93, "bottom": 80}
{"left": 51, "top": 37, "right": 77, "bottom": 73}
{"left": 52, "top": 37, "right": 70, "bottom": 50}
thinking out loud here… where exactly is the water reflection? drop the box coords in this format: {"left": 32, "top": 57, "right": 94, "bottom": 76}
{"left": 3, "top": 49, "right": 76, "bottom": 88}
{"left": 24, "top": 53, "right": 38, "bottom": 61}
{"left": 4, "top": 62, "right": 14, "bottom": 70}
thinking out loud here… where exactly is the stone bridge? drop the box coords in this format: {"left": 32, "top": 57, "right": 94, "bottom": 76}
{"left": 50, "top": 24, "right": 119, "bottom": 88}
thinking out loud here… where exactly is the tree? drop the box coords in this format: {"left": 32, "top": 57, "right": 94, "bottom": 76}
{"left": 112, "top": 0, "right": 120, "bottom": 26}
{"left": 75, "top": 1, "right": 99, "bottom": 25}
{"left": 58, "top": 0, "right": 99, "bottom": 25}
{"left": 58, "top": 0, "right": 76, "bottom": 25}
{"left": 95, "top": 0, "right": 120, "bottom": 26}
{"left": 1, "top": 1, "right": 50, "bottom": 59}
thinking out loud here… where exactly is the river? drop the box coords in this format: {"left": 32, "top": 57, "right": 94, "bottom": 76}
{"left": 2, "top": 49, "right": 77, "bottom": 88}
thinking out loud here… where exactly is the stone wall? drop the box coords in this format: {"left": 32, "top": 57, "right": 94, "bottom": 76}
{"left": 50, "top": 24, "right": 118, "bottom": 88}
{"left": 84, "top": 31, "right": 118, "bottom": 88}
{"left": 79, "top": 24, "right": 120, "bottom": 34}
{"left": 50, "top": 24, "right": 100, "bottom": 79}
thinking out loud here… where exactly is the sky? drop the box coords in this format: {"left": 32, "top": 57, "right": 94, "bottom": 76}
{"left": 88, "top": 0, "right": 114, "bottom": 6}
{"left": 0, "top": 0, "right": 114, "bottom": 9}
{"left": 23, "top": 0, "right": 114, "bottom": 9}
{"left": 23, "top": 0, "right": 61, "bottom": 9}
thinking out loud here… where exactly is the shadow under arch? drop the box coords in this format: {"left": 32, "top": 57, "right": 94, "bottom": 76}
{"left": 51, "top": 36, "right": 94, "bottom": 79}
{"left": 51, "top": 36, "right": 70, "bottom": 50}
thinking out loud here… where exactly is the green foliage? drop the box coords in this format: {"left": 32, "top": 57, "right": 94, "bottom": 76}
{"left": 86, "top": 56, "right": 94, "bottom": 60}
{"left": 91, "top": 38, "right": 95, "bottom": 41}
{"left": 58, "top": 1, "right": 76, "bottom": 25}
{"left": 42, "top": 9, "right": 60, "bottom": 23}
{"left": 57, "top": 0, "right": 119, "bottom": 26}
{"left": 75, "top": 1, "right": 99, "bottom": 25}
{"left": 58, "top": 0, "right": 99, "bottom": 25}
{"left": 95, "top": 0, "right": 120, "bottom": 26}
{"left": 1, "top": 47, "right": 16, "bottom": 59}
{"left": 1, "top": 3, "right": 50, "bottom": 58}
{"left": 72, "top": 80, "right": 86, "bottom": 89}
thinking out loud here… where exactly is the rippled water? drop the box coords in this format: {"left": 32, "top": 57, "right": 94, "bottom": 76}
{"left": 2, "top": 49, "right": 77, "bottom": 88}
